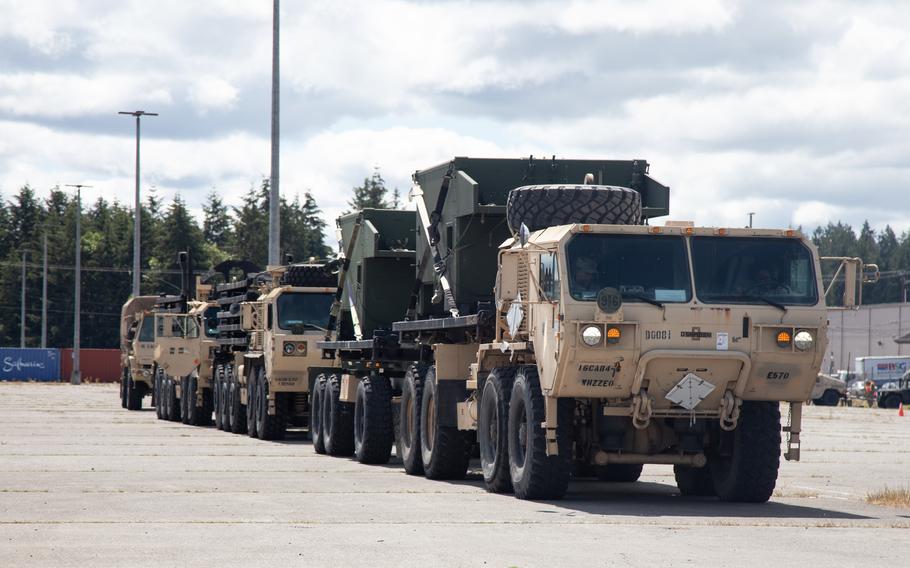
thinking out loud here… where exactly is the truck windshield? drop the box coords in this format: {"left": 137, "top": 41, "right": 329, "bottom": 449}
{"left": 203, "top": 307, "right": 219, "bottom": 338}
{"left": 566, "top": 234, "right": 692, "bottom": 303}
{"left": 691, "top": 237, "right": 818, "bottom": 306}
{"left": 276, "top": 292, "right": 334, "bottom": 332}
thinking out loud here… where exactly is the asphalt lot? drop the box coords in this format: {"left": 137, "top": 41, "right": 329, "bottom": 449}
{"left": 0, "top": 383, "right": 908, "bottom": 567}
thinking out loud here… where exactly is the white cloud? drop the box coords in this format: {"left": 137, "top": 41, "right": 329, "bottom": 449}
{"left": 187, "top": 76, "right": 239, "bottom": 114}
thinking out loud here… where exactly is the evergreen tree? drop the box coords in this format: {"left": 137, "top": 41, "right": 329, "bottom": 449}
{"left": 348, "top": 167, "right": 389, "bottom": 211}
{"left": 230, "top": 181, "right": 269, "bottom": 267}
{"left": 202, "top": 191, "right": 232, "bottom": 248}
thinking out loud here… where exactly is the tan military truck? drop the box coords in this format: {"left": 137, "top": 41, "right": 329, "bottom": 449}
{"left": 210, "top": 263, "right": 336, "bottom": 439}
{"left": 119, "top": 295, "right": 159, "bottom": 410}
{"left": 317, "top": 157, "right": 874, "bottom": 502}
{"left": 151, "top": 296, "right": 219, "bottom": 425}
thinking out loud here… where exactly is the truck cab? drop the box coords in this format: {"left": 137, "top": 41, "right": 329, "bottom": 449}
{"left": 119, "top": 296, "right": 158, "bottom": 410}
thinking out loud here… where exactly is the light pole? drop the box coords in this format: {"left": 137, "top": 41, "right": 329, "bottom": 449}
{"left": 268, "top": 0, "right": 280, "bottom": 266}
{"left": 41, "top": 234, "right": 47, "bottom": 348}
{"left": 748, "top": 212, "right": 756, "bottom": 228}
{"left": 20, "top": 250, "right": 27, "bottom": 348}
{"left": 118, "top": 110, "right": 158, "bottom": 296}
{"left": 66, "top": 184, "right": 91, "bottom": 385}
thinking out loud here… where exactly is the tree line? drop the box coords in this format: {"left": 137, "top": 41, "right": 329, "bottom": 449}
{"left": 1, "top": 174, "right": 906, "bottom": 349}
{"left": 0, "top": 170, "right": 399, "bottom": 349}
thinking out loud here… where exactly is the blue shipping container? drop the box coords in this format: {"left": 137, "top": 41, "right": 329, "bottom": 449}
{"left": 0, "top": 348, "right": 61, "bottom": 381}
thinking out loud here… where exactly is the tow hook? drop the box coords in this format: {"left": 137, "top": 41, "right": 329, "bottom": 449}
{"left": 719, "top": 390, "right": 741, "bottom": 431}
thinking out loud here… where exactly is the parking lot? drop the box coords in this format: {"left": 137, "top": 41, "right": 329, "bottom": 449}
{"left": 0, "top": 383, "right": 908, "bottom": 567}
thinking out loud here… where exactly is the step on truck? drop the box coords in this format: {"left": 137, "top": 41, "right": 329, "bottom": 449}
{"left": 210, "top": 261, "right": 336, "bottom": 439}
{"left": 318, "top": 155, "right": 872, "bottom": 502}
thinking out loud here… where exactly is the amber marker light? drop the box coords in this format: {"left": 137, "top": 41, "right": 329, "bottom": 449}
{"left": 776, "top": 330, "right": 792, "bottom": 347}
{"left": 606, "top": 327, "right": 621, "bottom": 344}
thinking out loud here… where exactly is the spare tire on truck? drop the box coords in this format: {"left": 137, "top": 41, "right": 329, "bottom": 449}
{"left": 506, "top": 184, "right": 641, "bottom": 232}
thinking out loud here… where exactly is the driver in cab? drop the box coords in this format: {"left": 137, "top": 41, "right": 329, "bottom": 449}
{"left": 573, "top": 256, "right": 601, "bottom": 299}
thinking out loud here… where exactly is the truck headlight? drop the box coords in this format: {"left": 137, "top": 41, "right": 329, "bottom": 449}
{"left": 581, "top": 325, "right": 602, "bottom": 347}
{"left": 794, "top": 330, "right": 814, "bottom": 351}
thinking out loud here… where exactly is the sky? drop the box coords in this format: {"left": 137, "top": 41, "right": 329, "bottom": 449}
{"left": 1, "top": 0, "right": 909, "bottom": 241}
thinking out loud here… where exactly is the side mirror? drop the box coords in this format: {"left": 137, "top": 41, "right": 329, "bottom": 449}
{"left": 126, "top": 328, "right": 136, "bottom": 341}
{"left": 518, "top": 223, "right": 530, "bottom": 247}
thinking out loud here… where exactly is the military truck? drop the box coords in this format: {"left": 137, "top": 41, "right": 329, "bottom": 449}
{"left": 809, "top": 373, "right": 846, "bottom": 406}
{"left": 210, "top": 262, "right": 336, "bottom": 439}
{"left": 316, "top": 156, "right": 872, "bottom": 502}
{"left": 120, "top": 295, "right": 159, "bottom": 410}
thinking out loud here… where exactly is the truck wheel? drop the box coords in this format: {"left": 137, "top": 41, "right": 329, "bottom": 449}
{"left": 311, "top": 374, "right": 327, "bottom": 454}
{"left": 199, "top": 386, "right": 214, "bottom": 427}
{"left": 508, "top": 366, "right": 572, "bottom": 500}
{"left": 127, "top": 376, "right": 143, "bottom": 411}
{"left": 257, "top": 369, "right": 287, "bottom": 441}
{"left": 155, "top": 371, "right": 163, "bottom": 419}
{"left": 213, "top": 366, "right": 224, "bottom": 430}
{"left": 507, "top": 184, "right": 641, "bottom": 232}
{"left": 883, "top": 395, "right": 902, "bottom": 409}
{"left": 219, "top": 370, "right": 231, "bottom": 431}
{"left": 180, "top": 376, "right": 190, "bottom": 424}
{"left": 322, "top": 374, "right": 354, "bottom": 454}
{"left": 185, "top": 375, "right": 199, "bottom": 426}
{"left": 710, "top": 401, "right": 781, "bottom": 503}
{"left": 120, "top": 368, "right": 129, "bottom": 408}
{"left": 674, "top": 465, "right": 716, "bottom": 497}
{"left": 354, "top": 375, "right": 394, "bottom": 464}
{"left": 246, "top": 366, "right": 258, "bottom": 438}
{"left": 420, "top": 366, "right": 470, "bottom": 480}
{"left": 397, "top": 366, "right": 425, "bottom": 475}
{"left": 595, "top": 464, "right": 643, "bottom": 482}
{"left": 479, "top": 367, "right": 516, "bottom": 493}
{"left": 821, "top": 389, "right": 840, "bottom": 406}
{"left": 228, "top": 368, "right": 248, "bottom": 435}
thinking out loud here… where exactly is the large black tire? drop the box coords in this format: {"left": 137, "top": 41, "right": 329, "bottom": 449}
{"left": 674, "top": 464, "right": 716, "bottom": 497}
{"left": 508, "top": 366, "right": 572, "bottom": 500}
{"left": 180, "top": 376, "right": 191, "bottom": 425}
{"left": 479, "top": 367, "right": 516, "bottom": 493}
{"left": 710, "top": 401, "right": 781, "bottom": 503}
{"left": 354, "top": 375, "right": 394, "bottom": 464}
{"left": 398, "top": 365, "right": 425, "bottom": 475}
{"left": 155, "top": 371, "right": 164, "bottom": 419}
{"left": 310, "top": 375, "right": 327, "bottom": 454}
{"left": 882, "top": 394, "right": 902, "bottom": 409}
{"left": 120, "top": 368, "right": 128, "bottom": 408}
{"left": 813, "top": 389, "right": 840, "bottom": 407}
{"left": 212, "top": 366, "right": 222, "bottom": 430}
{"left": 228, "top": 367, "right": 248, "bottom": 435}
{"left": 126, "top": 376, "right": 143, "bottom": 411}
{"left": 595, "top": 464, "right": 643, "bottom": 482}
{"left": 507, "top": 184, "right": 641, "bottom": 232}
{"left": 186, "top": 375, "right": 200, "bottom": 426}
{"left": 256, "top": 368, "right": 287, "bottom": 441}
{"left": 199, "top": 385, "right": 214, "bottom": 426}
{"left": 420, "top": 366, "right": 471, "bottom": 480}
{"left": 218, "top": 369, "right": 231, "bottom": 431}
{"left": 322, "top": 374, "right": 354, "bottom": 455}
{"left": 246, "top": 366, "right": 258, "bottom": 438}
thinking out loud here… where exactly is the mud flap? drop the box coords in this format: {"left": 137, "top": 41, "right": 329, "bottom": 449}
{"left": 436, "top": 381, "right": 468, "bottom": 428}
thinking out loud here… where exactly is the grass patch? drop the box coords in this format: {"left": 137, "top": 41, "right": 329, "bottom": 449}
{"left": 866, "top": 486, "right": 910, "bottom": 509}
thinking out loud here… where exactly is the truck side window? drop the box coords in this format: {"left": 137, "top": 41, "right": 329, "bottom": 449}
{"left": 268, "top": 304, "right": 274, "bottom": 330}
{"left": 539, "top": 252, "right": 560, "bottom": 301}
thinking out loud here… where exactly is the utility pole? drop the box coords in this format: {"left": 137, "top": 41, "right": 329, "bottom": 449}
{"left": 66, "top": 184, "right": 91, "bottom": 385}
{"left": 41, "top": 234, "right": 47, "bottom": 348}
{"left": 268, "top": 0, "right": 281, "bottom": 266}
{"left": 748, "top": 212, "right": 755, "bottom": 228}
{"left": 118, "top": 110, "right": 158, "bottom": 296}
{"left": 20, "top": 250, "right": 27, "bottom": 348}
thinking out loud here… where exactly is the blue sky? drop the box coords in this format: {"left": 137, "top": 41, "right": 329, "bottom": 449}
{"left": 1, "top": 0, "right": 908, "bottom": 237}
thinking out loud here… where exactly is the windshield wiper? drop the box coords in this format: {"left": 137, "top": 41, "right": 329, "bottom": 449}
{"left": 622, "top": 292, "right": 664, "bottom": 308}
{"left": 743, "top": 295, "right": 788, "bottom": 313}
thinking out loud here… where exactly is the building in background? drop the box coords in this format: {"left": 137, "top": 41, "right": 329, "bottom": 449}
{"left": 826, "top": 303, "right": 910, "bottom": 372}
